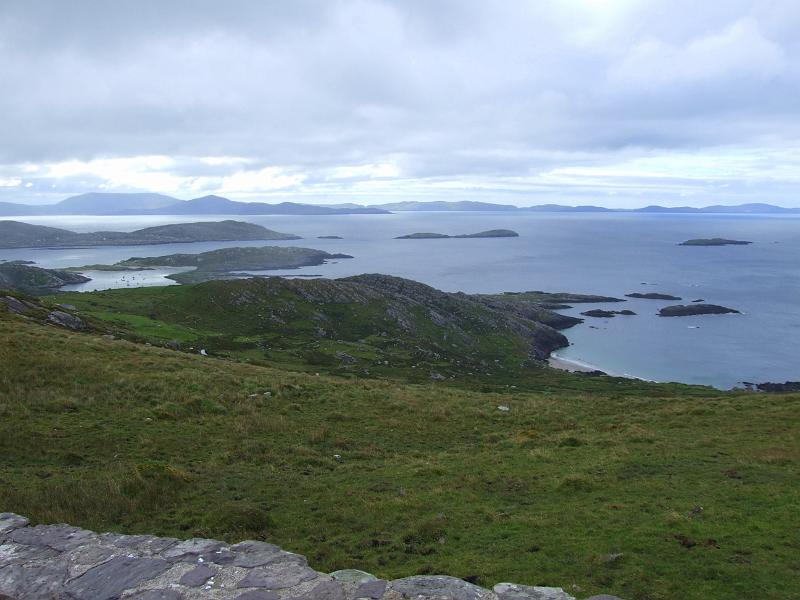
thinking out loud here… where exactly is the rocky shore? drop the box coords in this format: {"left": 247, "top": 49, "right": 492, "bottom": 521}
{"left": 0, "top": 514, "right": 622, "bottom": 600}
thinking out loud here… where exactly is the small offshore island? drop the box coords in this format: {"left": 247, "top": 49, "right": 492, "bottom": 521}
{"left": 581, "top": 309, "right": 636, "bottom": 318}
{"left": 396, "top": 229, "right": 519, "bottom": 239}
{"left": 0, "top": 219, "right": 300, "bottom": 249}
{"left": 626, "top": 292, "right": 682, "bottom": 300}
{"left": 658, "top": 303, "right": 740, "bottom": 317}
{"left": 679, "top": 238, "right": 753, "bottom": 246}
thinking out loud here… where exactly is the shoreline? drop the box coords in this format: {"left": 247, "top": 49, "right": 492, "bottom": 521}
{"left": 548, "top": 352, "right": 652, "bottom": 382}
{"left": 547, "top": 353, "right": 604, "bottom": 373}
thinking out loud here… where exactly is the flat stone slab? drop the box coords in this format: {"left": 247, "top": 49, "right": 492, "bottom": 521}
{"left": 236, "top": 562, "right": 318, "bottom": 589}
{"left": 391, "top": 575, "right": 491, "bottom": 600}
{"left": 127, "top": 590, "right": 184, "bottom": 600}
{"left": 0, "top": 514, "right": 29, "bottom": 536}
{"left": 162, "top": 538, "right": 224, "bottom": 561}
{"left": 8, "top": 524, "right": 95, "bottom": 552}
{"left": 65, "top": 556, "right": 172, "bottom": 600}
{"left": 235, "top": 591, "right": 280, "bottom": 600}
{"left": 355, "top": 579, "right": 387, "bottom": 599}
{"left": 0, "top": 513, "right": 627, "bottom": 600}
{"left": 494, "top": 583, "right": 577, "bottom": 600}
{"left": 178, "top": 564, "right": 216, "bottom": 587}
{"left": 330, "top": 569, "right": 378, "bottom": 584}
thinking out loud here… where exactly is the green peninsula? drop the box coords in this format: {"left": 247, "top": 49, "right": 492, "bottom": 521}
{"left": 87, "top": 246, "right": 354, "bottom": 284}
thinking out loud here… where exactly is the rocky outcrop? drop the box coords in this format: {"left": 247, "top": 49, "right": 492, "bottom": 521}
{"left": 0, "top": 514, "right": 624, "bottom": 600}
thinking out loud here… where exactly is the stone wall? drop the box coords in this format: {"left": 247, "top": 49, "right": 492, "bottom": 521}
{"left": 0, "top": 513, "right": 622, "bottom": 600}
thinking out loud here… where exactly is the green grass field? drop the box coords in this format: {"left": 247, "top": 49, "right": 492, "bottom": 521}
{"left": 1, "top": 304, "right": 799, "bottom": 600}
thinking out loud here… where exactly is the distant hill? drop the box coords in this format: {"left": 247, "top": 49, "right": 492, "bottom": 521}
{"left": 57, "top": 192, "right": 180, "bottom": 212}
{"left": 0, "top": 219, "right": 300, "bottom": 249}
{"left": 154, "top": 195, "right": 389, "bottom": 215}
{"left": 0, "top": 193, "right": 390, "bottom": 216}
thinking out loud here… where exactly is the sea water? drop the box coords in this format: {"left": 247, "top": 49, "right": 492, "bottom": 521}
{"left": 2, "top": 211, "right": 798, "bottom": 389}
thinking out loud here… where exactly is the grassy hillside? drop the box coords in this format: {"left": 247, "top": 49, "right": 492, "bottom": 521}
{"left": 1, "top": 299, "right": 798, "bottom": 600}
{"left": 54, "top": 276, "right": 579, "bottom": 387}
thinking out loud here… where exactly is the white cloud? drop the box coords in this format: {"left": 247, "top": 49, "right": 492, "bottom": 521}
{"left": 0, "top": 1, "right": 799, "bottom": 207}
{"left": 608, "top": 17, "right": 786, "bottom": 89}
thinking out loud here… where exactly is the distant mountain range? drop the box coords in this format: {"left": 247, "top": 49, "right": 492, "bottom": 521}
{"left": 0, "top": 193, "right": 798, "bottom": 216}
{"left": 0, "top": 193, "right": 389, "bottom": 216}
{"left": 375, "top": 200, "right": 800, "bottom": 214}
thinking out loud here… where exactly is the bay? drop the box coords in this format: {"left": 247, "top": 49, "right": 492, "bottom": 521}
{"left": 2, "top": 211, "right": 798, "bottom": 389}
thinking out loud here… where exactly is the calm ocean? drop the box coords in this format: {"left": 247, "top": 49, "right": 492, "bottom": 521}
{"left": 3, "top": 211, "right": 798, "bottom": 389}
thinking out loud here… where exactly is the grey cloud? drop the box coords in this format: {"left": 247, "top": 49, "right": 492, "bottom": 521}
{"left": 1, "top": 1, "right": 800, "bottom": 206}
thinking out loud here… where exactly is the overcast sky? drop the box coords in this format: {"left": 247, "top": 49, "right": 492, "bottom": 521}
{"left": 2, "top": 0, "right": 800, "bottom": 207}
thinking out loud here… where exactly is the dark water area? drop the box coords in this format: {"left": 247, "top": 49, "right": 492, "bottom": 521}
{"left": 2, "top": 212, "right": 798, "bottom": 389}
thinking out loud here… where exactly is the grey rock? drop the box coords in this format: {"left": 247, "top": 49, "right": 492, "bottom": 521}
{"left": 494, "top": 583, "right": 577, "bottom": 600}
{"left": 235, "top": 592, "right": 280, "bottom": 600}
{"left": 0, "top": 296, "right": 30, "bottom": 315}
{"left": 329, "top": 569, "right": 377, "bottom": 584}
{"left": 47, "top": 310, "right": 87, "bottom": 330}
{"left": 162, "top": 538, "right": 224, "bottom": 561}
{"left": 8, "top": 523, "right": 95, "bottom": 552}
{"left": 128, "top": 590, "right": 184, "bottom": 600}
{"left": 391, "top": 575, "right": 490, "bottom": 600}
{"left": 231, "top": 540, "right": 305, "bottom": 568}
{"left": 0, "top": 562, "right": 69, "bottom": 599}
{"left": 356, "top": 579, "right": 387, "bottom": 599}
{"left": 0, "top": 541, "right": 61, "bottom": 565}
{"left": 99, "top": 532, "right": 179, "bottom": 556}
{"left": 236, "top": 562, "right": 318, "bottom": 590}
{"left": 0, "top": 513, "right": 29, "bottom": 536}
{"left": 199, "top": 548, "right": 238, "bottom": 565}
{"left": 178, "top": 564, "right": 215, "bottom": 587}
{"left": 64, "top": 556, "right": 171, "bottom": 600}
{"left": 289, "top": 580, "right": 347, "bottom": 600}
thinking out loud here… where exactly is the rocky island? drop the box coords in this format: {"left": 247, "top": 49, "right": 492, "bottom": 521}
{"left": 658, "top": 304, "right": 740, "bottom": 317}
{"left": 581, "top": 309, "right": 636, "bottom": 318}
{"left": 679, "top": 238, "right": 752, "bottom": 246}
{"left": 73, "top": 246, "right": 354, "bottom": 284}
{"left": 396, "top": 229, "right": 519, "bottom": 239}
{"left": 625, "top": 292, "right": 682, "bottom": 300}
{"left": 0, "top": 219, "right": 300, "bottom": 249}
